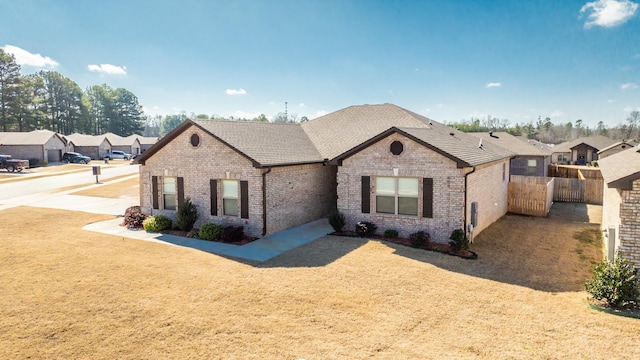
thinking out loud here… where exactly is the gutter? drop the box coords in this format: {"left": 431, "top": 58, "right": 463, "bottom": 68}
{"left": 463, "top": 166, "right": 476, "bottom": 237}
{"left": 261, "top": 167, "right": 272, "bottom": 236}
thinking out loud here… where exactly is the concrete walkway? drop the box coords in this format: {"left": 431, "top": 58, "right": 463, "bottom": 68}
{"left": 83, "top": 218, "right": 334, "bottom": 262}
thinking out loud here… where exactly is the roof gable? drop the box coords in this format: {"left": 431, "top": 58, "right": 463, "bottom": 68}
{"left": 552, "top": 136, "right": 616, "bottom": 153}
{"left": 598, "top": 145, "right": 640, "bottom": 189}
{"left": 470, "top": 132, "right": 552, "bottom": 156}
{"left": 0, "top": 130, "right": 65, "bottom": 145}
{"left": 65, "top": 133, "right": 112, "bottom": 147}
{"left": 136, "top": 119, "right": 324, "bottom": 167}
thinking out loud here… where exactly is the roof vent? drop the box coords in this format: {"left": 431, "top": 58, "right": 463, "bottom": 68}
{"left": 449, "top": 132, "right": 455, "bottom": 136}
{"left": 489, "top": 131, "right": 499, "bottom": 139}
{"left": 637, "top": 144, "right": 640, "bottom": 153}
{"left": 478, "top": 138, "right": 483, "bottom": 149}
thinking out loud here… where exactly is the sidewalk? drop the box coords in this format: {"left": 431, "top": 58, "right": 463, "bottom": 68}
{"left": 83, "top": 218, "right": 333, "bottom": 262}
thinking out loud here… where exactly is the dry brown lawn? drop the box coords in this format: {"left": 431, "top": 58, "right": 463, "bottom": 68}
{"left": 58, "top": 176, "right": 139, "bottom": 198}
{"left": 1, "top": 203, "right": 639, "bottom": 359}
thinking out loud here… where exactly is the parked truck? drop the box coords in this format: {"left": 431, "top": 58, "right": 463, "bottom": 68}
{"left": 0, "top": 154, "right": 30, "bottom": 172}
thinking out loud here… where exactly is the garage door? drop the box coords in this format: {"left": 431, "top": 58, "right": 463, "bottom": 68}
{"left": 47, "top": 149, "right": 62, "bottom": 162}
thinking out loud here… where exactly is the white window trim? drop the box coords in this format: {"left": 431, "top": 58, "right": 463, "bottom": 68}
{"left": 162, "top": 176, "right": 177, "bottom": 210}
{"left": 375, "top": 177, "right": 419, "bottom": 216}
{"left": 222, "top": 179, "right": 239, "bottom": 217}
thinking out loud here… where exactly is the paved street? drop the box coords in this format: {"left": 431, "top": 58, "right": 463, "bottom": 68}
{"left": 0, "top": 163, "right": 139, "bottom": 215}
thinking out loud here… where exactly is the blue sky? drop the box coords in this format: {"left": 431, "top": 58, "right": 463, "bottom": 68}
{"left": 1, "top": 0, "right": 639, "bottom": 128}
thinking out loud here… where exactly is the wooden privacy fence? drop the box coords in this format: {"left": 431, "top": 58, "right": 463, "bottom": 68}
{"left": 553, "top": 177, "right": 603, "bottom": 204}
{"left": 508, "top": 175, "right": 555, "bottom": 217}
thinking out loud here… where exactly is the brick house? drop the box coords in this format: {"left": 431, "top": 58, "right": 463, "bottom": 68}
{"left": 105, "top": 133, "right": 142, "bottom": 155}
{"left": 0, "top": 129, "right": 67, "bottom": 163}
{"left": 64, "top": 133, "right": 112, "bottom": 160}
{"left": 597, "top": 140, "right": 638, "bottom": 159}
{"left": 136, "top": 104, "right": 514, "bottom": 242}
{"left": 551, "top": 136, "right": 616, "bottom": 165}
{"left": 599, "top": 146, "right": 640, "bottom": 270}
{"left": 470, "top": 132, "right": 551, "bottom": 177}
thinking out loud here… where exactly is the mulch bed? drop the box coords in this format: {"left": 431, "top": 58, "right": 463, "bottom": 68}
{"left": 587, "top": 298, "right": 640, "bottom": 319}
{"left": 329, "top": 231, "right": 478, "bottom": 260}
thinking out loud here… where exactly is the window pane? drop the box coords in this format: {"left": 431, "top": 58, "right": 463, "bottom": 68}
{"left": 376, "top": 196, "right": 395, "bottom": 214}
{"left": 398, "top": 178, "right": 418, "bottom": 196}
{"left": 164, "top": 194, "right": 176, "bottom": 210}
{"left": 163, "top": 177, "right": 176, "bottom": 194}
{"left": 398, "top": 197, "right": 418, "bottom": 215}
{"left": 223, "top": 180, "right": 238, "bottom": 198}
{"left": 223, "top": 199, "right": 238, "bottom": 216}
{"left": 376, "top": 177, "right": 395, "bottom": 195}
{"left": 528, "top": 159, "right": 537, "bottom": 167}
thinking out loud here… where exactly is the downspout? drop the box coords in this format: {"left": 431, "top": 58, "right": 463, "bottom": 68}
{"left": 261, "top": 167, "right": 272, "bottom": 236}
{"left": 463, "top": 166, "right": 476, "bottom": 238}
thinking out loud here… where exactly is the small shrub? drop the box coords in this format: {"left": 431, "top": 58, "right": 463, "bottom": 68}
{"left": 328, "top": 211, "right": 346, "bottom": 232}
{"left": 448, "top": 229, "right": 469, "bottom": 252}
{"left": 409, "top": 231, "right": 431, "bottom": 248}
{"left": 176, "top": 197, "right": 198, "bottom": 231}
{"left": 28, "top": 158, "right": 40, "bottom": 167}
{"left": 143, "top": 215, "right": 173, "bottom": 232}
{"left": 39, "top": 160, "right": 48, "bottom": 167}
{"left": 585, "top": 255, "right": 639, "bottom": 308}
{"left": 199, "top": 223, "right": 224, "bottom": 241}
{"left": 355, "top": 221, "right": 377, "bottom": 237}
{"left": 384, "top": 229, "right": 399, "bottom": 238}
{"left": 123, "top": 205, "right": 146, "bottom": 229}
{"left": 221, "top": 225, "right": 244, "bottom": 243}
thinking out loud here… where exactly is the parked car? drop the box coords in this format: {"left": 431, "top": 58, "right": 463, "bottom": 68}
{"left": 104, "top": 150, "right": 132, "bottom": 160}
{"left": 0, "top": 154, "right": 30, "bottom": 172}
{"left": 62, "top": 152, "right": 91, "bottom": 164}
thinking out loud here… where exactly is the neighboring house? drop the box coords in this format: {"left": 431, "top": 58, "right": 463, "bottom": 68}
{"left": 551, "top": 136, "right": 616, "bottom": 165}
{"left": 64, "top": 133, "right": 112, "bottom": 159}
{"left": 0, "top": 129, "right": 67, "bottom": 163}
{"left": 136, "top": 104, "right": 514, "bottom": 242}
{"left": 598, "top": 145, "right": 640, "bottom": 270}
{"left": 104, "top": 133, "right": 141, "bottom": 155}
{"left": 597, "top": 140, "right": 638, "bottom": 159}
{"left": 470, "top": 132, "right": 551, "bottom": 177}
{"left": 137, "top": 136, "right": 159, "bottom": 153}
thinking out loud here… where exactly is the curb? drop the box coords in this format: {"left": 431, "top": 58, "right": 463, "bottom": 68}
{"left": 587, "top": 301, "right": 640, "bottom": 319}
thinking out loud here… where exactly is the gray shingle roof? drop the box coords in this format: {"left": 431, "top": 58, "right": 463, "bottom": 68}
{"left": 597, "top": 140, "right": 639, "bottom": 154}
{"left": 65, "top": 133, "right": 111, "bottom": 147}
{"left": 301, "top": 103, "right": 434, "bottom": 160}
{"left": 598, "top": 145, "right": 640, "bottom": 188}
{"left": 0, "top": 129, "right": 63, "bottom": 145}
{"left": 470, "top": 132, "right": 551, "bottom": 156}
{"left": 552, "top": 136, "right": 616, "bottom": 153}
{"left": 191, "top": 119, "right": 324, "bottom": 166}
{"left": 104, "top": 132, "right": 137, "bottom": 146}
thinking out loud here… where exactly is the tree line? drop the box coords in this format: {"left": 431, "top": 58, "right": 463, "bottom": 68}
{"left": 0, "top": 49, "right": 144, "bottom": 136}
{"left": 447, "top": 112, "right": 640, "bottom": 144}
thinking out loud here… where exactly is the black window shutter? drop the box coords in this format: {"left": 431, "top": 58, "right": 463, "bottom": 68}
{"left": 361, "top": 176, "right": 370, "bottom": 213}
{"left": 152, "top": 176, "right": 159, "bottom": 209}
{"left": 240, "top": 180, "right": 249, "bottom": 219}
{"left": 210, "top": 179, "right": 218, "bottom": 216}
{"left": 423, "top": 178, "right": 433, "bottom": 218}
{"left": 177, "top": 177, "right": 184, "bottom": 206}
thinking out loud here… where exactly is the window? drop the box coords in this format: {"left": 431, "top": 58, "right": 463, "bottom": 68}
{"left": 375, "top": 177, "right": 419, "bottom": 215}
{"left": 527, "top": 159, "right": 537, "bottom": 174}
{"left": 163, "top": 177, "right": 177, "bottom": 210}
{"left": 222, "top": 180, "right": 239, "bottom": 216}
{"left": 502, "top": 163, "right": 506, "bottom": 181}
{"left": 190, "top": 133, "right": 200, "bottom": 147}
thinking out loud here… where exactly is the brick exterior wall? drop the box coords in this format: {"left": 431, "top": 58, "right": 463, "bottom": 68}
{"left": 336, "top": 133, "right": 509, "bottom": 243}
{"left": 0, "top": 136, "right": 66, "bottom": 162}
{"left": 139, "top": 125, "right": 335, "bottom": 238}
{"left": 466, "top": 159, "right": 510, "bottom": 237}
{"left": 618, "top": 179, "right": 640, "bottom": 270}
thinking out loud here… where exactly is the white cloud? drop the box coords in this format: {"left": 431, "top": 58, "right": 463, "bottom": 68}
{"left": 549, "top": 110, "right": 565, "bottom": 118}
{"left": 623, "top": 105, "right": 640, "bottom": 111}
{"left": 580, "top": 0, "right": 638, "bottom": 28}
{"left": 88, "top": 64, "right": 127, "bottom": 75}
{"left": 424, "top": 108, "right": 431, "bottom": 112}
{"left": 608, "top": 99, "right": 615, "bottom": 103}
{"left": 315, "top": 110, "right": 328, "bottom": 118}
{"left": 299, "top": 103, "right": 305, "bottom": 107}
{"left": 1, "top": 45, "right": 58, "bottom": 68}
{"left": 485, "top": 82, "right": 501, "bottom": 88}
{"left": 226, "top": 88, "right": 247, "bottom": 95}
{"left": 621, "top": 82, "right": 639, "bottom": 89}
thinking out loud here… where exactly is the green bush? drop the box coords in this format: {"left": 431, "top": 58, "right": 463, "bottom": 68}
{"left": 328, "top": 211, "right": 346, "bottom": 232}
{"left": 123, "top": 205, "right": 146, "bottom": 229}
{"left": 585, "top": 255, "right": 639, "bottom": 308}
{"left": 384, "top": 229, "right": 399, "bottom": 238}
{"left": 355, "top": 221, "right": 377, "bottom": 237}
{"left": 143, "top": 215, "right": 173, "bottom": 232}
{"left": 409, "top": 231, "right": 430, "bottom": 248}
{"left": 176, "top": 197, "right": 198, "bottom": 231}
{"left": 28, "top": 158, "right": 40, "bottom": 167}
{"left": 199, "top": 223, "right": 223, "bottom": 241}
{"left": 448, "top": 229, "right": 469, "bottom": 252}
